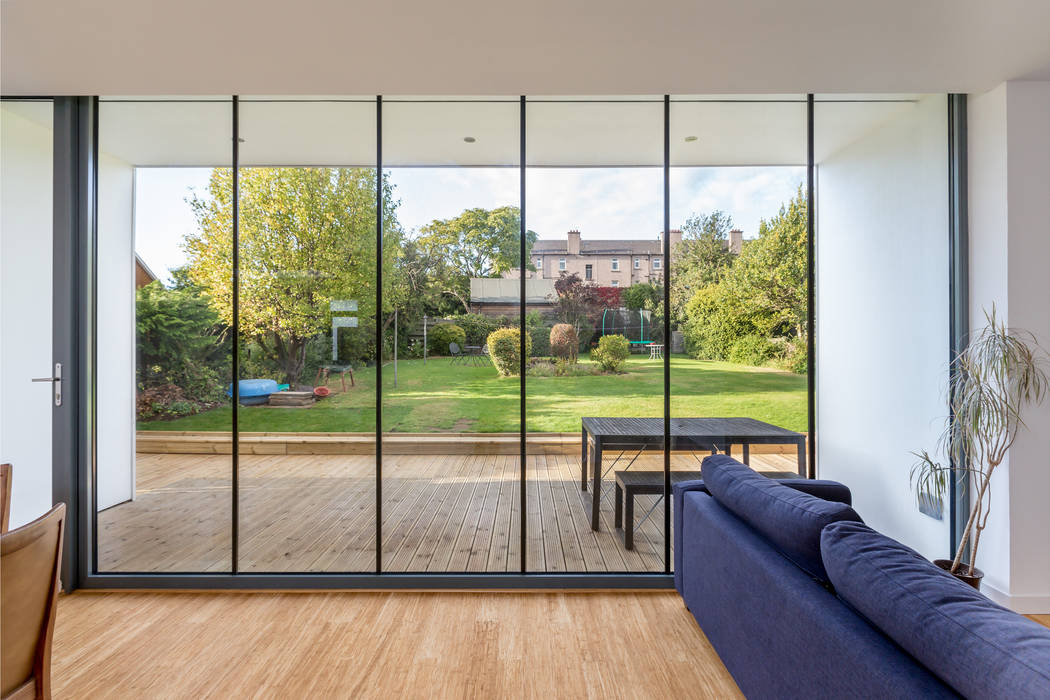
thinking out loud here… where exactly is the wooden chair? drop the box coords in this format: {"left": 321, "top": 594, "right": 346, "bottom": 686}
{"left": 1, "top": 503, "right": 66, "bottom": 700}
{"left": 0, "top": 464, "right": 11, "bottom": 533}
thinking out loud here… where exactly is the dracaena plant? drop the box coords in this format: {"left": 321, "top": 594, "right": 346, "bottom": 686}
{"left": 913, "top": 307, "right": 1048, "bottom": 576}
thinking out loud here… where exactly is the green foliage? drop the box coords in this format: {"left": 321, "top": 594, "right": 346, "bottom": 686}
{"left": 527, "top": 357, "right": 599, "bottom": 377}
{"left": 621, "top": 282, "right": 662, "bottom": 311}
{"left": 135, "top": 281, "right": 228, "bottom": 419}
{"left": 529, "top": 325, "right": 551, "bottom": 357}
{"left": 448, "top": 313, "right": 503, "bottom": 346}
{"left": 670, "top": 211, "right": 736, "bottom": 326}
{"left": 428, "top": 323, "right": 467, "bottom": 355}
{"left": 185, "top": 167, "right": 401, "bottom": 385}
{"left": 416, "top": 207, "right": 537, "bottom": 313}
{"left": 591, "top": 334, "right": 630, "bottom": 372}
{"left": 549, "top": 323, "right": 579, "bottom": 362}
{"left": 728, "top": 335, "right": 780, "bottom": 366}
{"left": 487, "top": 327, "right": 531, "bottom": 376}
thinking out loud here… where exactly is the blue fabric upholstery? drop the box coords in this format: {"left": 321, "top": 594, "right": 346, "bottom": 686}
{"left": 672, "top": 476, "right": 853, "bottom": 593}
{"left": 680, "top": 491, "right": 957, "bottom": 699}
{"left": 700, "top": 454, "right": 863, "bottom": 581}
{"left": 822, "top": 521, "right": 1050, "bottom": 700}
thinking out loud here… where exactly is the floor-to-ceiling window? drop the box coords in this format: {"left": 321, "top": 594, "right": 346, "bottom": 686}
{"left": 79, "top": 93, "right": 956, "bottom": 585}
{"left": 668, "top": 96, "right": 810, "bottom": 483}
{"left": 380, "top": 97, "right": 522, "bottom": 572}
{"left": 96, "top": 97, "right": 234, "bottom": 572}
{"left": 525, "top": 97, "right": 666, "bottom": 571}
{"left": 235, "top": 97, "right": 378, "bottom": 572}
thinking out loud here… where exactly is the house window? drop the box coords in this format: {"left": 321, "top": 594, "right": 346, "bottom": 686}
{"left": 558, "top": 258, "right": 566, "bottom": 271}
{"left": 611, "top": 258, "right": 620, "bottom": 271}
{"left": 634, "top": 258, "right": 641, "bottom": 269}
{"left": 611, "top": 280, "right": 619, "bottom": 288}
{"left": 534, "top": 258, "right": 542, "bottom": 277}
{"left": 652, "top": 257, "right": 662, "bottom": 270}
{"left": 585, "top": 264, "right": 592, "bottom": 280}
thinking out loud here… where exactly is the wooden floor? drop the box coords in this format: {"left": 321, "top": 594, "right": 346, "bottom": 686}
{"left": 98, "top": 450, "right": 799, "bottom": 573}
{"left": 52, "top": 591, "right": 742, "bottom": 699}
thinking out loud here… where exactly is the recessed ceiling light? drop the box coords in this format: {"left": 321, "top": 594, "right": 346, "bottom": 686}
{"left": 463, "top": 136, "right": 477, "bottom": 143}
{"left": 684, "top": 135, "right": 699, "bottom": 142}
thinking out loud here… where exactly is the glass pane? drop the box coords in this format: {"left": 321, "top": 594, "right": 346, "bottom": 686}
{"left": 668, "top": 96, "right": 809, "bottom": 514}
{"left": 1, "top": 101, "right": 54, "bottom": 529}
{"left": 526, "top": 97, "right": 665, "bottom": 572}
{"left": 236, "top": 97, "right": 378, "bottom": 572}
{"left": 97, "top": 98, "right": 234, "bottom": 572}
{"left": 381, "top": 97, "right": 521, "bottom": 572}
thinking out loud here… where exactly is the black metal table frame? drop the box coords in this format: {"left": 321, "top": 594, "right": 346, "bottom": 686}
{"left": 581, "top": 418, "right": 807, "bottom": 531}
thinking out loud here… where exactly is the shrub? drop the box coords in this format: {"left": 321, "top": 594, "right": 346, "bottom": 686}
{"left": 775, "top": 342, "right": 808, "bottom": 375}
{"left": 487, "top": 327, "right": 531, "bottom": 376}
{"left": 728, "top": 334, "right": 780, "bottom": 367}
{"left": 450, "top": 313, "right": 502, "bottom": 346}
{"left": 428, "top": 323, "right": 467, "bottom": 355}
{"left": 550, "top": 323, "right": 579, "bottom": 362}
{"left": 591, "top": 334, "right": 630, "bottom": 372}
{"left": 529, "top": 325, "right": 552, "bottom": 357}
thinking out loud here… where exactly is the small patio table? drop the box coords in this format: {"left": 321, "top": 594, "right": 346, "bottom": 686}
{"left": 647, "top": 344, "right": 663, "bottom": 360}
{"left": 580, "top": 417, "right": 807, "bottom": 531}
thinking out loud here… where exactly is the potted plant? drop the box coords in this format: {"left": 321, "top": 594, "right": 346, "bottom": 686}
{"left": 913, "top": 307, "right": 1048, "bottom": 589}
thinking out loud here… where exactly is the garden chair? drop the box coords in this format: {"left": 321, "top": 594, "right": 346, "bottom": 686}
{"left": 449, "top": 342, "right": 465, "bottom": 365}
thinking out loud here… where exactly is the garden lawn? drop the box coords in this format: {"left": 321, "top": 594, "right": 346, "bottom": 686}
{"left": 138, "top": 355, "right": 808, "bottom": 434}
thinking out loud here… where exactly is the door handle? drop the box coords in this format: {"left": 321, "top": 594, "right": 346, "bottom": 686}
{"left": 31, "top": 363, "right": 62, "bottom": 406}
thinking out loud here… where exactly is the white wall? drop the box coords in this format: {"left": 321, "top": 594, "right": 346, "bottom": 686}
{"left": 0, "top": 105, "right": 54, "bottom": 528}
{"left": 816, "top": 94, "right": 951, "bottom": 560}
{"left": 96, "top": 152, "right": 136, "bottom": 510}
{"left": 968, "top": 81, "right": 1050, "bottom": 612}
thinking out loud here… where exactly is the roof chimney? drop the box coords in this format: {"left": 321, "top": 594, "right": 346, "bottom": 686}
{"left": 668, "top": 229, "right": 683, "bottom": 248}
{"left": 567, "top": 229, "right": 581, "bottom": 256}
{"left": 729, "top": 229, "right": 743, "bottom": 255}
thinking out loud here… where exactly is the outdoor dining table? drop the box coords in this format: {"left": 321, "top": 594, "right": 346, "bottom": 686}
{"left": 580, "top": 416, "right": 808, "bottom": 531}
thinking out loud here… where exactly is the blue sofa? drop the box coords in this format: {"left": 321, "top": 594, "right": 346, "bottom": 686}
{"left": 673, "top": 454, "right": 1050, "bottom": 700}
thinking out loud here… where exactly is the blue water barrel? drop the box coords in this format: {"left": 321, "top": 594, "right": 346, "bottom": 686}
{"left": 227, "top": 379, "right": 279, "bottom": 406}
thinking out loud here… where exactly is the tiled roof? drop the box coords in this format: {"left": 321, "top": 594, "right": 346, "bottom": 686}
{"left": 532, "top": 239, "right": 662, "bottom": 255}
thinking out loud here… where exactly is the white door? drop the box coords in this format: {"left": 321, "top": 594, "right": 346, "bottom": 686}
{"left": 0, "top": 101, "right": 55, "bottom": 528}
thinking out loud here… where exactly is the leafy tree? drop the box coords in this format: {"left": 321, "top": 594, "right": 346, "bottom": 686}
{"left": 416, "top": 206, "right": 537, "bottom": 313}
{"left": 621, "top": 282, "right": 662, "bottom": 311}
{"left": 185, "top": 167, "right": 402, "bottom": 385}
{"left": 552, "top": 272, "right": 600, "bottom": 334}
{"left": 670, "top": 210, "right": 736, "bottom": 326}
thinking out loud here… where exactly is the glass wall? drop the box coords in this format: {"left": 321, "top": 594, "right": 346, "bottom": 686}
{"left": 236, "top": 97, "right": 378, "bottom": 572}
{"left": 526, "top": 97, "right": 665, "bottom": 571}
{"left": 381, "top": 97, "right": 521, "bottom": 572}
{"left": 668, "top": 96, "right": 809, "bottom": 485}
{"left": 96, "top": 98, "right": 234, "bottom": 572}
{"left": 82, "top": 93, "right": 955, "bottom": 582}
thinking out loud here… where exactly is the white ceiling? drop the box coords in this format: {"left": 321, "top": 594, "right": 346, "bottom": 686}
{"left": 2, "top": 0, "right": 1049, "bottom": 96}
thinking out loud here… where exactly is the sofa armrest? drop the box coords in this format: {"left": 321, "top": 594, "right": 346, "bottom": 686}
{"left": 673, "top": 478, "right": 852, "bottom": 593}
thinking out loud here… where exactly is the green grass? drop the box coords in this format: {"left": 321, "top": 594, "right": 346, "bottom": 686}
{"left": 138, "top": 354, "right": 807, "bottom": 433}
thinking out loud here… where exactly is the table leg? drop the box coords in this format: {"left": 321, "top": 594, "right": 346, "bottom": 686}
{"left": 581, "top": 428, "right": 588, "bottom": 491}
{"left": 590, "top": 441, "right": 603, "bottom": 531}
{"left": 742, "top": 443, "right": 750, "bottom": 466}
{"left": 340, "top": 372, "right": 347, "bottom": 392}
{"left": 797, "top": 440, "right": 807, "bottom": 477}
{"left": 614, "top": 482, "right": 623, "bottom": 529}
{"left": 624, "top": 489, "right": 635, "bottom": 550}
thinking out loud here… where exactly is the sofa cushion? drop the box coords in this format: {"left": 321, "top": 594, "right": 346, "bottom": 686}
{"left": 700, "top": 454, "right": 863, "bottom": 581}
{"left": 821, "top": 520, "right": 1050, "bottom": 700}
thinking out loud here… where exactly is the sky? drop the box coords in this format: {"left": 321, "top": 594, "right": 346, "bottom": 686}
{"left": 134, "top": 166, "right": 804, "bottom": 284}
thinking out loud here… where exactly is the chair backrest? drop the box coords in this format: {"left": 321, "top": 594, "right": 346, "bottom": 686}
{"left": 1, "top": 503, "right": 66, "bottom": 700}
{"left": 449, "top": 342, "right": 461, "bottom": 355}
{"left": 0, "top": 463, "right": 11, "bottom": 533}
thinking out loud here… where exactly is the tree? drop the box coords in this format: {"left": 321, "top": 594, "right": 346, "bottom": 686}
{"left": 722, "top": 186, "right": 808, "bottom": 342}
{"left": 415, "top": 206, "right": 537, "bottom": 313}
{"left": 552, "top": 272, "right": 600, "bottom": 334}
{"left": 621, "top": 282, "right": 662, "bottom": 311}
{"left": 185, "top": 167, "right": 402, "bottom": 385}
{"left": 670, "top": 210, "right": 736, "bottom": 326}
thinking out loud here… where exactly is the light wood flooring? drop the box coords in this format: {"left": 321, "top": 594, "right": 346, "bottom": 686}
{"left": 98, "top": 450, "right": 799, "bottom": 573}
{"left": 51, "top": 591, "right": 743, "bottom": 699}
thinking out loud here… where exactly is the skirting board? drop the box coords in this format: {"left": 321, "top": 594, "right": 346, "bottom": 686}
{"left": 981, "top": 580, "right": 1050, "bottom": 614}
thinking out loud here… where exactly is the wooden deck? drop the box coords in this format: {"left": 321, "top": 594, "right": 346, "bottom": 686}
{"left": 98, "top": 449, "right": 800, "bottom": 574}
